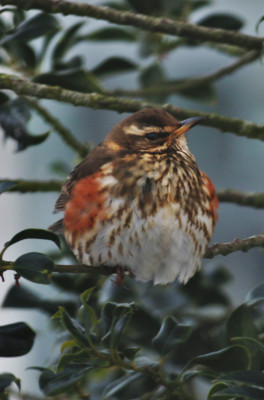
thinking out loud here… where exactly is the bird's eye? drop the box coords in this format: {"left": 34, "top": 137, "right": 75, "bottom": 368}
{"left": 145, "top": 132, "right": 159, "bottom": 141}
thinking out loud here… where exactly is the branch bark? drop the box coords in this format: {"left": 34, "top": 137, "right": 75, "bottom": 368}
{"left": 1, "top": 73, "right": 264, "bottom": 141}
{"left": 218, "top": 189, "right": 264, "bottom": 209}
{"left": 53, "top": 233, "right": 264, "bottom": 276}
{"left": 2, "top": 180, "right": 264, "bottom": 210}
{"left": 1, "top": 0, "right": 263, "bottom": 50}
{"left": 205, "top": 233, "right": 264, "bottom": 258}
{"left": 25, "top": 98, "right": 89, "bottom": 157}
{"left": 109, "top": 50, "right": 259, "bottom": 98}
{"left": 0, "top": 179, "right": 62, "bottom": 192}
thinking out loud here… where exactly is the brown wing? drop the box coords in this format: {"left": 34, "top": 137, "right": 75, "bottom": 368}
{"left": 49, "top": 142, "right": 115, "bottom": 233}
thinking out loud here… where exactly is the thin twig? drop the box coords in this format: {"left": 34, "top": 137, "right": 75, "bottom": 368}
{"left": 25, "top": 98, "right": 89, "bottom": 157}
{"left": 0, "top": 73, "right": 264, "bottom": 141}
{"left": 205, "top": 233, "right": 264, "bottom": 258}
{"left": 108, "top": 50, "right": 260, "bottom": 98}
{"left": 0, "top": 0, "right": 263, "bottom": 50}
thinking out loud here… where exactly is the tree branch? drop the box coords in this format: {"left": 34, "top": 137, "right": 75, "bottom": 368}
{"left": 0, "top": 179, "right": 62, "bottom": 192}
{"left": 25, "top": 98, "right": 89, "bottom": 157}
{"left": 2, "top": 180, "right": 264, "bottom": 211}
{"left": 1, "top": 73, "right": 264, "bottom": 141}
{"left": 218, "top": 189, "right": 264, "bottom": 209}
{"left": 53, "top": 233, "right": 264, "bottom": 276}
{"left": 1, "top": 0, "right": 263, "bottom": 50}
{"left": 205, "top": 233, "right": 264, "bottom": 258}
{"left": 109, "top": 50, "right": 259, "bottom": 98}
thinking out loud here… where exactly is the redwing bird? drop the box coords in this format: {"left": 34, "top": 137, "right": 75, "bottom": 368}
{"left": 50, "top": 108, "right": 218, "bottom": 285}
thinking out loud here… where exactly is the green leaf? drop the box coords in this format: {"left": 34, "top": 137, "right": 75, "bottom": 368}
{"left": 79, "top": 287, "right": 97, "bottom": 329}
{"left": 213, "top": 385, "right": 264, "bottom": 399}
{"left": 4, "top": 228, "right": 61, "bottom": 253}
{"left": 3, "top": 285, "right": 76, "bottom": 316}
{"left": 101, "top": 302, "right": 135, "bottom": 347}
{"left": 197, "top": 13, "right": 244, "bottom": 31}
{"left": 52, "top": 21, "right": 85, "bottom": 64}
{"left": 127, "top": 0, "right": 161, "bottom": 15}
{"left": 93, "top": 57, "right": 138, "bottom": 77}
{"left": 1, "top": 13, "right": 60, "bottom": 44}
{"left": 57, "top": 349, "right": 90, "bottom": 372}
{"left": 13, "top": 252, "right": 54, "bottom": 284}
{"left": 54, "top": 307, "right": 88, "bottom": 347}
{"left": 102, "top": 372, "right": 142, "bottom": 399}
{"left": 225, "top": 304, "right": 260, "bottom": 368}
{"left": 187, "top": 345, "right": 250, "bottom": 373}
{"left": 207, "top": 382, "right": 230, "bottom": 400}
{"left": 192, "top": 1, "right": 211, "bottom": 11}
{"left": 0, "top": 322, "right": 35, "bottom": 357}
{"left": 152, "top": 316, "right": 192, "bottom": 355}
{"left": 34, "top": 69, "right": 102, "bottom": 93}
{"left": 179, "top": 82, "right": 217, "bottom": 104}
{"left": 82, "top": 27, "right": 136, "bottom": 42}
{"left": 226, "top": 304, "right": 257, "bottom": 341}
{"left": 220, "top": 370, "right": 264, "bottom": 387}
{"left": 140, "top": 63, "right": 167, "bottom": 103}
{"left": 39, "top": 364, "right": 94, "bottom": 396}
{"left": 0, "top": 181, "right": 18, "bottom": 194}
{"left": 245, "top": 283, "right": 264, "bottom": 306}
{"left": 0, "top": 373, "right": 20, "bottom": 393}
{"left": 0, "top": 91, "right": 10, "bottom": 105}
{"left": 0, "top": 98, "right": 49, "bottom": 151}
{"left": 256, "top": 16, "right": 264, "bottom": 33}
{"left": 12, "top": 7, "right": 26, "bottom": 25}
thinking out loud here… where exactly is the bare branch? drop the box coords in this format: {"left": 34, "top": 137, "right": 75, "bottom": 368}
{"left": 53, "top": 233, "right": 264, "bottom": 276}
{"left": 0, "top": 0, "right": 263, "bottom": 50}
{"left": 0, "top": 73, "right": 264, "bottom": 141}
{"left": 25, "top": 98, "right": 89, "bottom": 157}
{"left": 2, "top": 179, "right": 264, "bottom": 211}
{"left": 205, "top": 233, "right": 264, "bottom": 258}
{"left": 109, "top": 50, "right": 260, "bottom": 98}
{"left": 217, "top": 189, "right": 264, "bottom": 209}
{"left": 0, "top": 179, "right": 62, "bottom": 192}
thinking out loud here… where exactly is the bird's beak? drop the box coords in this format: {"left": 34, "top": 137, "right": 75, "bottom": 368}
{"left": 174, "top": 116, "right": 205, "bottom": 136}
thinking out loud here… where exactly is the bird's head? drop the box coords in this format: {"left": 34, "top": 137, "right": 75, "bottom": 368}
{"left": 105, "top": 108, "right": 204, "bottom": 154}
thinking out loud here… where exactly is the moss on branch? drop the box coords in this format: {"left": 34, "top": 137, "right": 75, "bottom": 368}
{"left": 0, "top": 73, "right": 264, "bottom": 141}
{"left": 0, "top": 0, "right": 263, "bottom": 50}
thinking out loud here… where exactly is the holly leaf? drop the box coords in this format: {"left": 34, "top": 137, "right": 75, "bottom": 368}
{"left": 0, "top": 98, "right": 49, "bottom": 151}
{"left": 13, "top": 252, "right": 54, "bottom": 284}
{"left": 1, "top": 13, "right": 59, "bottom": 44}
{"left": 34, "top": 69, "right": 102, "bottom": 93}
{"left": 0, "top": 322, "right": 35, "bottom": 357}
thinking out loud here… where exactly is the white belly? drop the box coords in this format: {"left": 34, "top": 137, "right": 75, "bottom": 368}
{"left": 72, "top": 199, "right": 211, "bottom": 285}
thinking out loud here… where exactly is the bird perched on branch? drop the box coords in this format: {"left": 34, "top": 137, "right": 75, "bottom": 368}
{"left": 50, "top": 108, "right": 218, "bottom": 285}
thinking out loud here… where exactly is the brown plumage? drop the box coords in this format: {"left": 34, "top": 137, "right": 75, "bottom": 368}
{"left": 50, "top": 108, "right": 218, "bottom": 285}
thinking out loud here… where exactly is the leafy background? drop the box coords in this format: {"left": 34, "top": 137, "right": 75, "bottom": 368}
{"left": 0, "top": 0, "right": 264, "bottom": 399}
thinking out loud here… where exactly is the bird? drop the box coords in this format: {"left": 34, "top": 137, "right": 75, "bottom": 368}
{"left": 49, "top": 108, "right": 218, "bottom": 285}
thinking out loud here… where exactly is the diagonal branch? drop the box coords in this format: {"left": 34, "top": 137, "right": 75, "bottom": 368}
{"left": 25, "top": 98, "right": 89, "bottom": 157}
{"left": 1, "top": 73, "right": 264, "bottom": 141}
{"left": 109, "top": 50, "right": 259, "bottom": 97}
{"left": 1, "top": 0, "right": 263, "bottom": 50}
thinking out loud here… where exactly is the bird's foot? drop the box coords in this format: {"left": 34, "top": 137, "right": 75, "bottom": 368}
{"left": 113, "top": 265, "right": 125, "bottom": 285}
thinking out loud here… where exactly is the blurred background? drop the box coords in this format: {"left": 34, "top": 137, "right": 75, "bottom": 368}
{"left": 0, "top": 0, "right": 264, "bottom": 396}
